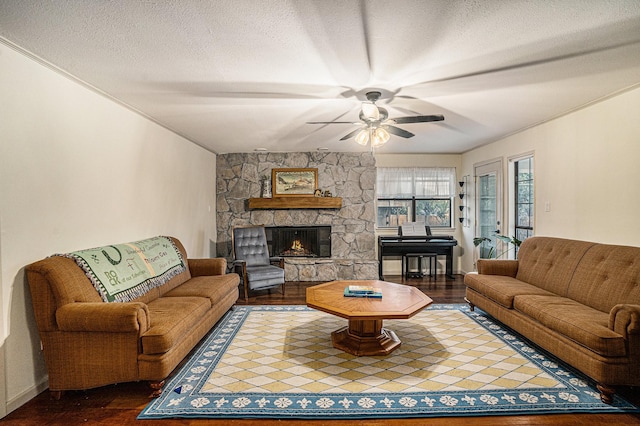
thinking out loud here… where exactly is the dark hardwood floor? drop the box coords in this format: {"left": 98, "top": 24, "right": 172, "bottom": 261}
{"left": 4, "top": 274, "right": 640, "bottom": 425}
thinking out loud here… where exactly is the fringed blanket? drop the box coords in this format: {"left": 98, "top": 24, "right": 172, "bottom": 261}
{"left": 61, "top": 236, "right": 186, "bottom": 303}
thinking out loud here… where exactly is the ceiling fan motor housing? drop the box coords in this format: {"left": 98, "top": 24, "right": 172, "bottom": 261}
{"left": 365, "top": 91, "right": 382, "bottom": 102}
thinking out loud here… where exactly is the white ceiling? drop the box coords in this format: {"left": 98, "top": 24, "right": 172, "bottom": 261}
{"left": 2, "top": 0, "right": 640, "bottom": 154}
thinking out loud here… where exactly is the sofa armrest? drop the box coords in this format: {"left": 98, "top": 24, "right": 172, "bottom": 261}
{"left": 56, "top": 302, "right": 150, "bottom": 333}
{"left": 476, "top": 259, "right": 519, "bottom": 277}
{"left": 610, "top": 304, "right": 640, "bottom": 357}
{"left": 188, "top": 258, "right": 227, "bottom": 276}
{"left": 610, "top": 304, "right": 640, "bottom": 337}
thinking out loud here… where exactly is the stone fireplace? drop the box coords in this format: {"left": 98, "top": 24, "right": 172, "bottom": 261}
{"left": 216, "top": 152, "right": 378, "bottom": 281}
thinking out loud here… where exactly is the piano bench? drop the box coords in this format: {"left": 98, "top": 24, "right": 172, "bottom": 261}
{"left": 404, "top": 253, "right": 437, "bottom": 279}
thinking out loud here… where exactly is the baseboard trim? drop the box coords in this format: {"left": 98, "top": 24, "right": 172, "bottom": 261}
{"left": 6, "top": 377, "right": 48, "bottom": 416}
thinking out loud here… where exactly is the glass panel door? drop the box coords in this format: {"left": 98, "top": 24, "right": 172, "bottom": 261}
{"left": 475, "top": 160, "right": 503, "bottom": 259}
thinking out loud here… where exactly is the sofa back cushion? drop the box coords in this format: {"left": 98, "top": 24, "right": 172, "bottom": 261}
{"left": 60, "top": 236, "right": 189, "bottom": 303}
{"left": 28, "top": 237, "right": 191, "bottom": 309}
{"left": 516, "top": 237, "right": 595, "bottom": 296}
{"left": 566, "top": 243, "right": 640, "bottom": 312}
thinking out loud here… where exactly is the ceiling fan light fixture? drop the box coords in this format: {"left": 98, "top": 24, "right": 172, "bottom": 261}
{"left": 355, "top": 129, "right": 370, "bottom": 146}
{"left": 307, "top": 89, "right": 443, "bottom": 147}
{"left": 361, "top": 102, "right": 379, "bottom": 121}
{"left": 372, "top": 127, "right": 390, "bottom": 147}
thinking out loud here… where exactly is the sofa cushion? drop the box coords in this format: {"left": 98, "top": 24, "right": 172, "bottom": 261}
{"left": 164, "top": 275, "right": 240, "bottom": 305}
{"left": 465, "top": 273, "right": 556, "bottom": 308}
{"left": 142, "top": 297, "right": 210, "bottom": 355}
{"left": 513, "top": 295, "right": 626, "bottom": 357}
{"left": 566, "top": 243, "right": 640, "bottom": 313}
{"left": 246, "top": 265, "right": 285, "bottom": 290}
{"left": 515, "top": 237, "right": 595, "bottom": 297}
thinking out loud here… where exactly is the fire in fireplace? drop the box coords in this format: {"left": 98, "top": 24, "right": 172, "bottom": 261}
{"left": 265, "top": 226, "right": 331, "bottom": 258}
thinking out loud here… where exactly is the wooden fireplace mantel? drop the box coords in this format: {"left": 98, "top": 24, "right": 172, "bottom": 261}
{"left": 248, "top": 197, "right": 342, "bottom": 209}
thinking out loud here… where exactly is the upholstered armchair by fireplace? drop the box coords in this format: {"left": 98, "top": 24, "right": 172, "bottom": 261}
{"left": 232, "top": 225, "right": 285, "bottom": 300}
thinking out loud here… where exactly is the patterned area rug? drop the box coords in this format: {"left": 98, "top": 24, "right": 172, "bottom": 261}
{"left": 139, "top": 305, "right": 639, "bottom": 419}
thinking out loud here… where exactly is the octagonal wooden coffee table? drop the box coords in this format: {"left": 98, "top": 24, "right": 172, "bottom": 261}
{"left": 306, "top": 280, "right": 432, "bottom": 356}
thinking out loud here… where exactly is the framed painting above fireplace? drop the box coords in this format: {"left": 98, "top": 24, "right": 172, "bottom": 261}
{"left": 272, "top": 168, "right": 318, "bottom": 197}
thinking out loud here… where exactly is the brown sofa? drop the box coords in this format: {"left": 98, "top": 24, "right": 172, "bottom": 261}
{"left": 465, "top": 236, "right": 640, "bottom": 404}
{"left": 25, "top": 236, "right": 239, "bottom": 398}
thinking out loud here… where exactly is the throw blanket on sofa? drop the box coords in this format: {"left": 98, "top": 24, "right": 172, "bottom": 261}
{"left": 62, "top": 236, "right": 186, "bottom": 303}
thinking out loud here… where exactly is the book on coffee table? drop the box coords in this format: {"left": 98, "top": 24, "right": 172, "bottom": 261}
{"left": 344, "top": 287, "right": 382, "bottom": 298}
{"left": 347, "top": 285, "right": 377, "bottom": 294}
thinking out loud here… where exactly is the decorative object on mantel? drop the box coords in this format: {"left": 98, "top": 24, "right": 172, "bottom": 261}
{"left": 314, "top": 188, "right": 322, "bottom": 197}
{"left": 323, "top": 190, "right": 332, "bottom": 197}
{"left": 260, "top": 175, "right": 271, "bottom": 198}
{"left": 272, "top": 168, "right": 318, "bottom": 197}
{"left": 248, "top": 196, "right": 342, "bottom": 209}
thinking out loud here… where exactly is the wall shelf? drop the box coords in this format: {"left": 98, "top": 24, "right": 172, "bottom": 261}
{"left": 249, "top": 197, "right": 342, "bottom": 209}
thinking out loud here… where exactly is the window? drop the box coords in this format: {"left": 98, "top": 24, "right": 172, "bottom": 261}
{"left": 513, "top": 156, "right": 534, "bottom": 246}
{"left": 377, "top": 167, "right": 455, "bottom": 229}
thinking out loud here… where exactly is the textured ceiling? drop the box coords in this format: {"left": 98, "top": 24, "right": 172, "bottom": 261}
{"left": 1, "top": 0, "right": 640, "bottom": 154}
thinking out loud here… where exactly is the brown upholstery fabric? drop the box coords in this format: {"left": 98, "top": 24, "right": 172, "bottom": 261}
{"left": 25, "top": 236, "right": 239, "bottom": 392}
{"left": 164, "top": 274, "right": 240, "bottom": 305}
{"left": 476, "top": 259, "right": 518, "bottom": 277}
{"left": 142, "top": 297, "right": 211, "bottom": 354}
{"left": 464, "top": 273, "right": 556, "bottom": 308}
{"left": 514, "top": 295, "right": 626, "bottom": 357}
{"left": 515, "top": 237, "right": 594, "bottom": 296}
{"left": 567, "top": 243, "right": 640, "bottom": 312}
{"left": 188, "top": 257, "right": 228, "bottom": 277}
{"left": 32, "top": 256, "right": 104, "bottom": 306}
{"left": 466, "top": 288, "right": 639, "bottom": 387}
{"left": 42, "top": 330, "right": 141, "bottom": 391}
{"left": 465, "top": 236, "right": 640, "bottom": 392}
{"left": 137, "top": 289, "right": 240, "bottom": 381}
{"left": 56, "top": 302, "right": 149, "bottom": 333}
{"left": 610, "top": 304, "right": 640, "bottom": 339}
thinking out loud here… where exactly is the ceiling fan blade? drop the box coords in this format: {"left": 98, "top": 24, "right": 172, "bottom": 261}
{"left": 403, "top": 20, "right": 640, "bottom": 93}
{"left": 359, "top": 0, "right": 373, "bottom": 78}
{"left": 383, "top": 125, "right": 414, "bottom": 138}
{"left": 392, "top": 114, "right": 444, "bottom": 124}
{"left": 339, "top": 128, "right": 365, "bottom": 141}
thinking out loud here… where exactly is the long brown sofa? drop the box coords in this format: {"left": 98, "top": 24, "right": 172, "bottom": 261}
{"left": 25, "top": 236, "right": 239, "bottom": 398}
{"left": 465, "top": 236, "right": 640, "bottom": 404}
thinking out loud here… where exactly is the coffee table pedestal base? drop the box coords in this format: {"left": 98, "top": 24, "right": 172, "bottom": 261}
{"left": 331, "top": 319, "right": 401, "bottom": 356}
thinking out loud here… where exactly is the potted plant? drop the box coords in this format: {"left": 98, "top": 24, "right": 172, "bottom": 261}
{"left": 473, "top": 232, "right": 522, "bottom": 260}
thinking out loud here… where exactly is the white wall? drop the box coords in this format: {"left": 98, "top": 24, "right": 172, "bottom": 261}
{"left": 459, "top": 86, "right": 640, "bottom": 273}
{"left": 0, "top": 42, "right": 217, "bottom": 415}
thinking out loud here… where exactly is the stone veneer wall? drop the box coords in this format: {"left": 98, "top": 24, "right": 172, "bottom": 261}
{"left": 216, "top": 152, "right": 378, "bottom": 281}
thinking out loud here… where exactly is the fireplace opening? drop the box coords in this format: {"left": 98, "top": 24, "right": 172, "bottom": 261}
{"left": 265, "top": 226, "right": 331, "bottom": 258}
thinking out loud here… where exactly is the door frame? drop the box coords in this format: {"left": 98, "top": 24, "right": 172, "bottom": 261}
{"left": 474, "top": 158, "right": 504, "bottom": 260}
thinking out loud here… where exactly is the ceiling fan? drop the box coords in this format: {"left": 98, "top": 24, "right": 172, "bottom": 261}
{"left": 307, "top": 91, "right": 444, "bottom": 148}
